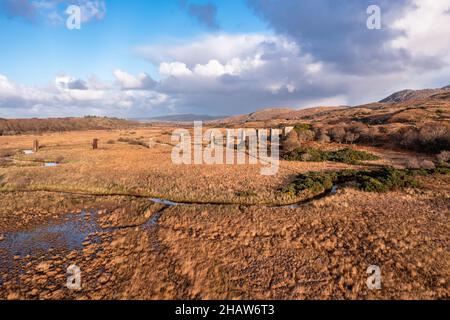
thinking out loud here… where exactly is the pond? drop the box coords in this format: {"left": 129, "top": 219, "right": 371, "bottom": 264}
{"left": 0, "top": 211, "right": 102, "bottom": 259}
{"left": 44, "top": 162, "right": 58, "bottom": 167}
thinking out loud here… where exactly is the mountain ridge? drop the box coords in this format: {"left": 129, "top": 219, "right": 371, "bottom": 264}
{"left": 135, "top": 114, "right": 226, "bottom": 123}
{"left": 380, "top": 85, "right": 450, "bottom": 103}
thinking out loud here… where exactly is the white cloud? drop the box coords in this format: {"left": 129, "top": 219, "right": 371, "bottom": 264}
{"left": 113, "top": 69, "right": 156, "bottom": 90}
{"left": 137, "top": 33, "right": 298, "bottom": 66}
{"left": 159, "top": 62, "right": 192, "bottom": 77}
{"left": 159, "top": 55, "right": 266, "bottom": 79}
{"left": 194, "top": 60, "right": 226, "bottom": 77}
{"left": 0, "top": 74, "right": 15, "bottom": 95}
{"left": 0, "top": 73, "right": 170, "bottom": 118}
{"left": 391, "top": 0, "right": 450, "bottom": 62}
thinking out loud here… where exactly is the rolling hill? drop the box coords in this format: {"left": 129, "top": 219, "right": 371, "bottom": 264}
{"left": 0, "top": 116, "right": 139, "bottom": 135}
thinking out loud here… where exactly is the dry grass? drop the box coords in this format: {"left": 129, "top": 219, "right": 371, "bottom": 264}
{"left": 0, "top": 127, "right": 364, "bottom": 205}
{"left": 0, "top": 126, "right": 448, "bottom": 300}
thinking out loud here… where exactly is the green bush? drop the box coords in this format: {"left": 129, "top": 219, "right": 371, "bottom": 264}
{"left": 281, "top": 166, "right": 448, "bottom": 195}
{"left": 356, "top": 167, "right": 420, "bottom": 192}
{"left": 281, "top": 171, "right": 337, "bottom": 195}
{"left": 294, "top": 123, "right": 313, "bottom": 132}
{"left": 283, "top": 147, "right": 380, "bottom": 164}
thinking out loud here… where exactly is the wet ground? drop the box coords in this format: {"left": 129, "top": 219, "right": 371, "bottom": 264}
{"left": 0, "top": 211, "right": 102, "bottom": 258}
{"left": 0, "top": 211, "right": 104, "bottom": 290}
{"left": 0, "top": 179, "right": 448, "bottom": 300}
{"left": 0, "top": 190, "right": 340, "bottom": 292}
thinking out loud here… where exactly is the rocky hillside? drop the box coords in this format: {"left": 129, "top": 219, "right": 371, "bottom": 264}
{"left": 216, "top": 86, "right": 450, "bottom": 127}
{"left": 380, "top": 85, "right": 450, "bottom": 103}
{"left": 213, "top": 106, "right": 346, "bottom": 125}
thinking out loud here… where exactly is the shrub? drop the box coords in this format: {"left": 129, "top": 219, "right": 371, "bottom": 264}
{"left": 364, "top": 127, "right": 380, "bottom": 143}
{"left": 328, "top": 127, "right": 346, "bottom": 143}
{"left": 294, "top": 123, "right": 312, "bottom": 132}
{"left": 436, "top": 150, "right": 450, "bottom": 164}
{"left": 405, "top": 158, "right": 421, "bottom": 169}
{"left": 328, "top": 148, "right": 380, "bottom": 163}
{"left": 344, "top": 132, "right": 360, "bottom": 144}
{"left": 397, "top": 127, "right": 419, "bottom": 149}
{"left": 418, "top": 124, "right": 450, "bottom": 153}
{"left": 282, "top": 131, "right": 302, "bottom": 153}
{"left": 357, "top": 167, "right": 420, "bottom": 192}
{"left": 295, "top": 126, "right": 314, "bottom": 142}
{"left": 316, "top": 131, "right": 331, "bottom": 144}
{"left": 281, "top": 171, "right": 336, "bottom": 195}
{"left": 300, "top": 153, "right": 313, "bottom": 162}
{"left": 420, "top": 160, "right": 436, "bottom": 170}
{"left": 283, "top": 147, "right": 379, "bottom": 164}
{"left": 281, "top": 166, "right": 447, "bottom": 195}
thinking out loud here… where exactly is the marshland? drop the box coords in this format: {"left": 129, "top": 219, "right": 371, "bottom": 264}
{"left": 0, "top": 101, "right": 448, "bottom": 299}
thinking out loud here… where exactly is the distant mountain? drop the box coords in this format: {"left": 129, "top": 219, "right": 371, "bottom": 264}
{"left": 380, "top": 85, "right": 450, "bottom": 103}
{"left": 214, "top": 106, "right": 347, "bottom": 124}
{"left": 136, "top": 114, "right": 226, "bottom": 123}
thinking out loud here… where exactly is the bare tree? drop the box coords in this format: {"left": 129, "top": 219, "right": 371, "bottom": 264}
{"left": 344, "top": 132, "right": 359, "bottom": 144}
{"left": 282, "top": 131, "right": 301, "bottom": 153}
{"left": 329, "top": 127, "right": 346, "bottom": 143}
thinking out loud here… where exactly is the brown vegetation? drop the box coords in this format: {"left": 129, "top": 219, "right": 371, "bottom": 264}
{"left": 0, "top": 116, "right": 140, "bottom": 136}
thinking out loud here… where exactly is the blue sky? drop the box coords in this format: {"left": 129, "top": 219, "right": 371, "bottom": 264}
{"left": 0, "top": 0, "right": 266, "bottom": 85}
{"left": 0, "top": 0, "right": 449, "bottom": 118}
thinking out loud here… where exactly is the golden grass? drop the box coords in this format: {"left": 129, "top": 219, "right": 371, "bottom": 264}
{"left": 0, "top": 127, "right": 448, "bottom": 300}
{"left": 0, "top": 127, "right": 365, "bottom": 205}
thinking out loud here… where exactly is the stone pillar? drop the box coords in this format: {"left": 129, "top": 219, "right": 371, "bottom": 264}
{"left": 33, "top": 140, "right": 39, "bottom": 153}
{"left": 239, "top": 129, "right": 246, "bottom": 147}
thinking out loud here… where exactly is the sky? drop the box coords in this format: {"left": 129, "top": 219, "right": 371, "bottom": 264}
{"left": 0, "top": 0, "right": 449, "bottom": 118}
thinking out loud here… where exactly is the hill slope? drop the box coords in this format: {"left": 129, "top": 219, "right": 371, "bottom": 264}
{"left": 215, "top": 86, "right": 450, "bottom": 127}
{"left": 137, "top": 114, "right": 225, "bottom": 123}
{"left": 0, "top": 116, "right": 139, "bottom": 135}
{"left": 214, "top": 106, "right": 346, "bottom": 124}
{"left": 380, "top": 85, "right": 450, "bottom": 103}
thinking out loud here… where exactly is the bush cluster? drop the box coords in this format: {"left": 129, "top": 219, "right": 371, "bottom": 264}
{"left": 282, "top": 167, "right": 449, "bottom": 195}
{"left": 283, "top": 147, "right": 380, "bottom": 164}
